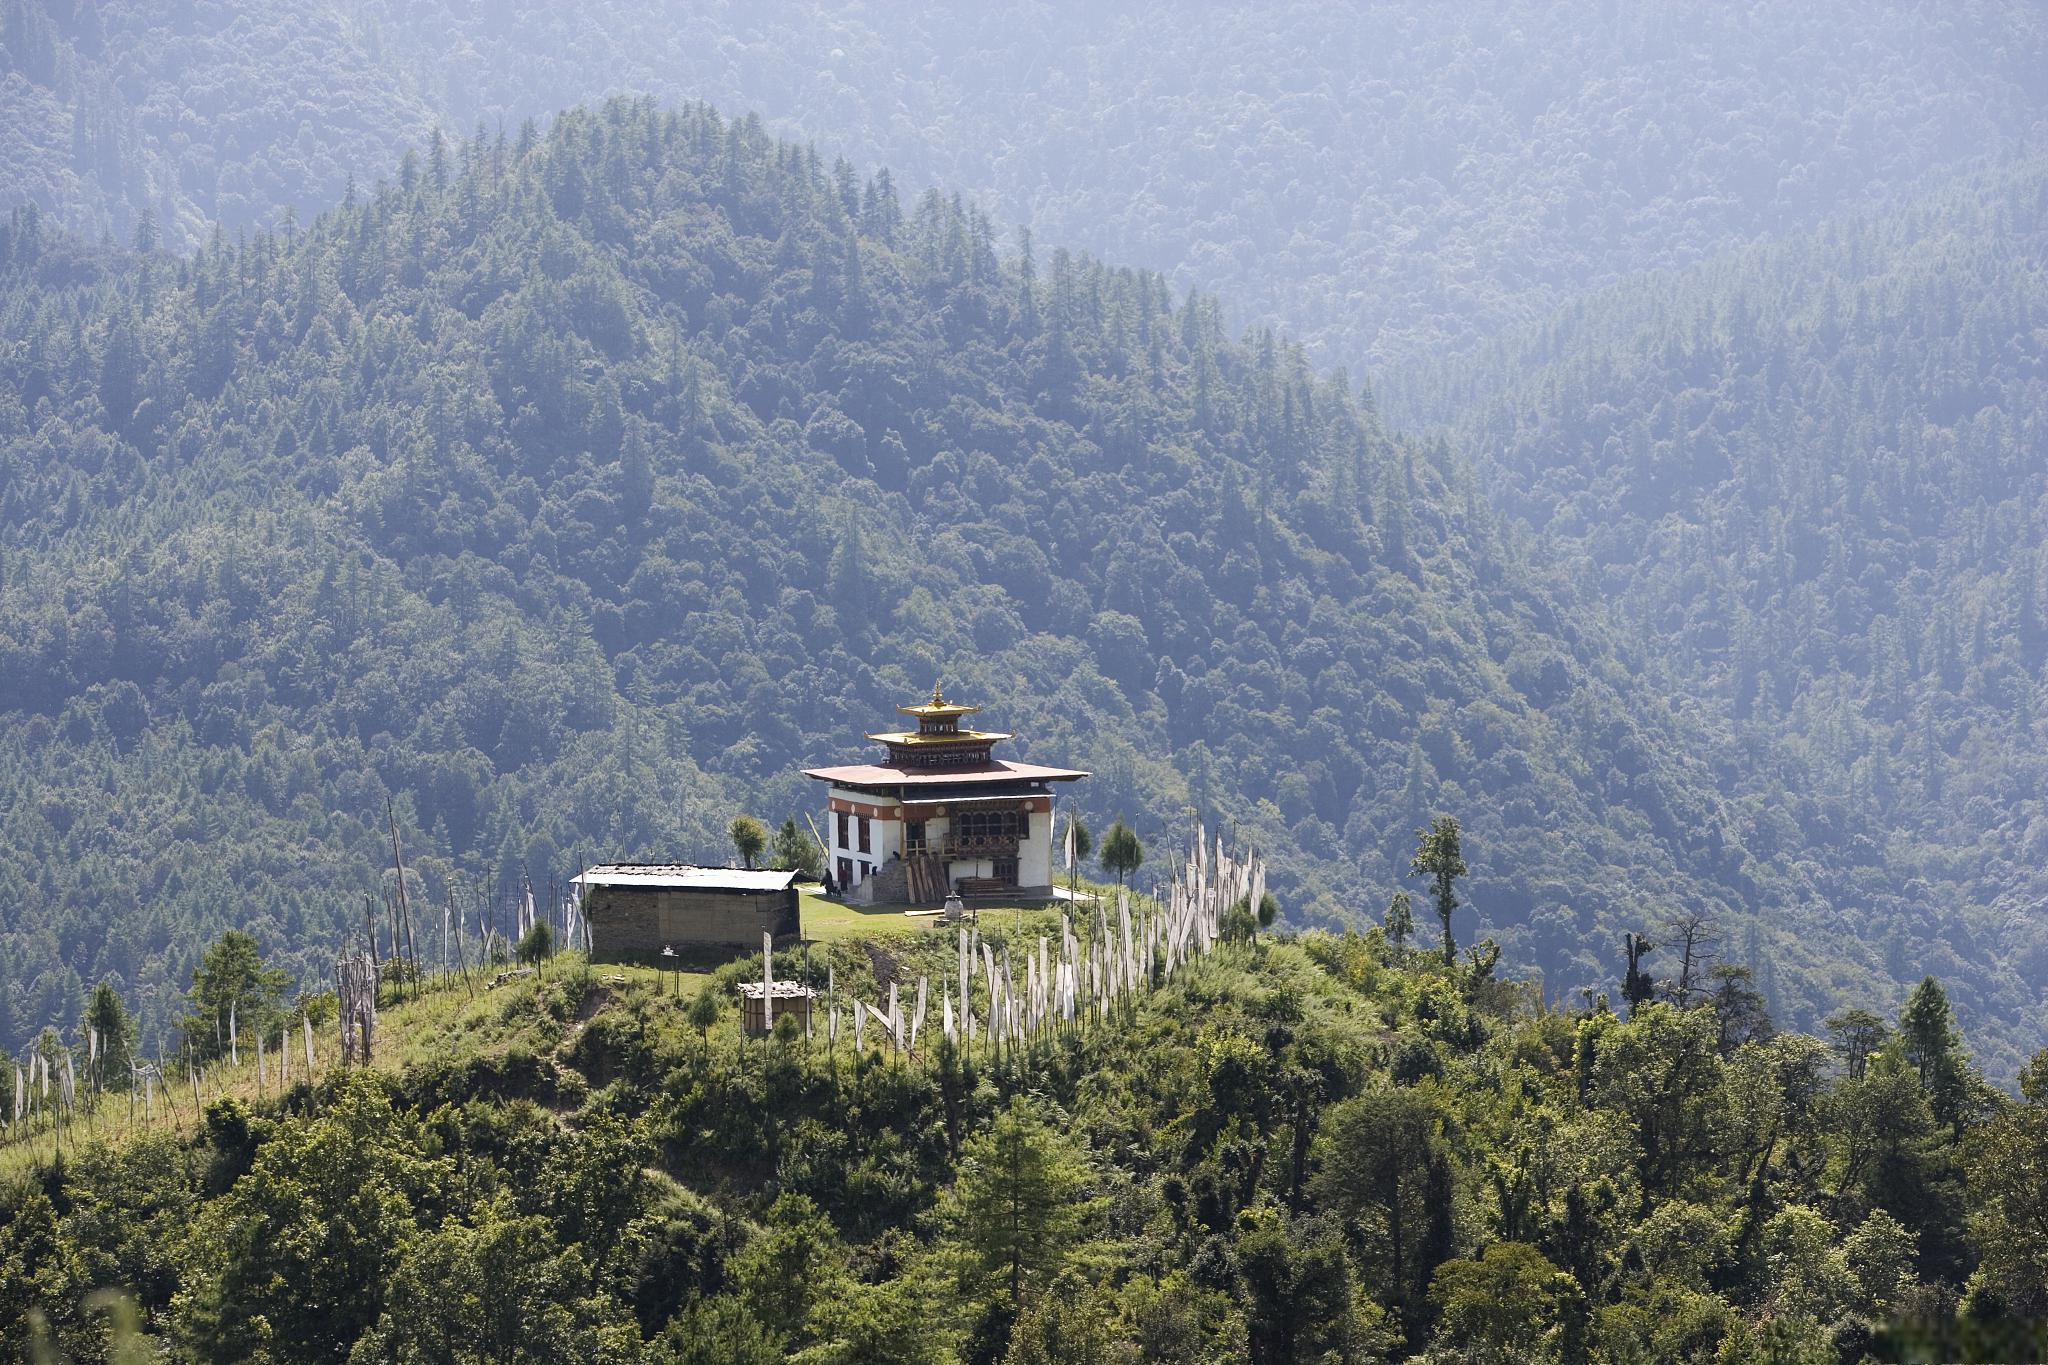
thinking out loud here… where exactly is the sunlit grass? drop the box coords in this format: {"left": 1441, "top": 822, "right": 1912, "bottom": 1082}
{"left": 0, "top": 952, "right": 719, "bottom": 1179}
{"left": 797, "top": 878, "right": 1120, "bottom": 943}
{"left": 0, "top": 881, "right": 1164, "bottom": 1181}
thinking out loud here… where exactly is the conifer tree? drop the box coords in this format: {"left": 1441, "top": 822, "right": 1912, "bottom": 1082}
{"left": 949, "top": 1097, "right": 1093, "bottom": 1309}
{"left": 1384, "top": 890, "right": 1415, "bottom": 956}
{"left": 1411, "top": 815, "right": 1467, "bottom": 965}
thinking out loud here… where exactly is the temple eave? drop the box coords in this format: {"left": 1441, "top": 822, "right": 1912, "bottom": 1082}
{"left": 863, "top": 728, "right": 1012, "bottom": 745}
{"left": 802, "top": 760, "right": 1089, "bottom": 787}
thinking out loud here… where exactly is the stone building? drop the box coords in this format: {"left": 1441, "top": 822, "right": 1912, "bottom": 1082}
{"left": 573, "top": 864, "right": 799, "bottom": 956}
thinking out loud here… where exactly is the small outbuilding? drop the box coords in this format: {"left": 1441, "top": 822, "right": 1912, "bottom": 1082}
{"left": 738, "top": 980, "right": 817, "bottom": 1034}
{"left": 572, "top": 864, "right": 800, "bottom": 957}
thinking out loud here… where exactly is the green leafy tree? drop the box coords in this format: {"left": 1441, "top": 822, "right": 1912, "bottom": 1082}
{"left": 1383, "top": 891, "right": 1415, "bottom": 957}
{"left": 813, "top": 1272, "right": 945, "bottom": 1365}
{"left": 536, "top": 1112, "right": 652, "bottom": 1277}
{"left": 652, "top": 1298, "right": 781, "bottom": 1365}
{"left": 1233, "top": 1211, "right": 1368, "bottom": 1363}
{"left": 769, "top": 817, "right": 823, "bottom": 879}
{"left": 353, "top": 1211, "right": 629, "bottom": 1363}
{"left": 1962, "top": 1050, "right": 2048, "bottom": 1318}
{"left": 1097, "top": 820, "right": 1143, "bottom": 891}
{"left": 1003, "top": 1270, "right": 1119, "bottom": 1365}
{"left": 0, "top": 1187, "right": 90, "bottom": 1355}
{"left": 183, "top": 930, "right": 289, "bottom": 1061}
{"left": 1310, "top": 1086, "right": 1449, "bottom": 1334}
{"left": 1705, "top": 964, "right": 1773, "bottom": 1056}
{"left": 1621, "top": 932, "right": 1657, "bottom": 1016}
{"left": 1430, "top": 1241, "right": 1578, "bottom": 1364}
{"left": 1756, "top": 1205, "right": 1855, "bottom": 1323}
{"left": 1899, "top": 977, "right": 1969, "bottom": 1135}
{"left": 729, "top": 815, "right": 769, "bottom": 870}
{"left": 515, "top": 920, "right": 553, "bottom": 967}
{"left": 172, "top": 1073, "right": 456, "bottom": 1362}
{"left": 1586, "top": 1002, "right": 1727, "bottom": 1204}
{"left": 1825, "top": 1008, "right": 1889, "bottom": 1082}
{"left": 728, "top": 1194, "right": 848, "bottom": 1348}
{"left": 687, "top": 988, "right": 720, "bottom": 1055}
{"left": 82, "top": 981, "right": 135, "bottom": 1086}
{"left": 1841, "top": 1208, "right": 1918, "bottom": 1316}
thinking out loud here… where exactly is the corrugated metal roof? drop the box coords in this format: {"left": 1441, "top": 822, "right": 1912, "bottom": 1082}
{"left": 572, "top": 864, "right": 799, "bottom": 892}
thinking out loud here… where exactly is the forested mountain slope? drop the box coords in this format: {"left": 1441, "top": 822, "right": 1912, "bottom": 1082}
{"left": 0, "top": 99, "right": 1840, "bottom": 1057}
{"left": 0, "top": 929, "right": 2028, "bottom": 1363}
{"left": 4, "top": 0, "right": 2042, "bottom": 378}
{"left": 1410, "top": 162, "right": 2048, "bottom": 1075}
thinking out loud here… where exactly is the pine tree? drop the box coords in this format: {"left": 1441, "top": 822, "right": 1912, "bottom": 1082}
{"left": 1098, "top": 821, "right": 1143, "bottom": 891}
{"left": 1411, "top": 815, "right": 1467, "bottom": 965}
{"left": 1384, "top": 891, "right": 1415, "bottom": 956}
{"left": 949, "top": 1097, "right": 1093, "bottom": 1308}
{"left": 1899, "top": 976, "right": 1967, "bottom": 1134}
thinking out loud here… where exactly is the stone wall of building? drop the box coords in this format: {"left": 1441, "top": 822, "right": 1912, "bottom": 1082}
{"left": 586, "top": 886, "right": 798, "bottom": 955}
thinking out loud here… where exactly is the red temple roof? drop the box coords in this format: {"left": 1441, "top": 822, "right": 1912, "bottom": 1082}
{"left": 803, "top": 758, "right": 1089, "bottom": 787}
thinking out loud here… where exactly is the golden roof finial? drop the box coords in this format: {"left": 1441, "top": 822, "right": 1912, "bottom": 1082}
{"left": 932, "top": 679, "right": 944, "bottom": 706}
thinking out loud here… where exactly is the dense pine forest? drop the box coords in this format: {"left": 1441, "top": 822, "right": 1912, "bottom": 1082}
{"left": 3, "top": 892, "right": 2044, "bottom": 1363}
{"left": 5, "top": 1, "right": 2046, "bottom": 1075}
{"left": 0, "top": 99, "right": 1822, "bottom": 1060}
{"left": 1412, "top": 162, "right": 2048, "bottom": 1075}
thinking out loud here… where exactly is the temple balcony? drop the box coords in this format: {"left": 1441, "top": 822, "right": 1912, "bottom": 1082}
{"left": 932, "top": 831, "right": 1020, "bottom": 858}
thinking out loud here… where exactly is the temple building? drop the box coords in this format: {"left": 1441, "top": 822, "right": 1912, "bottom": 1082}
{"left": 803, "top": 686, "right": 1088, "bottom": 902}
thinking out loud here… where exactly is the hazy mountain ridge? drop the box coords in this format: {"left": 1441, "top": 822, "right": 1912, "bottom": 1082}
{"left": 1405, "top": 160, "right": 2048, "bottom": 1074}
{"left": 0, "top": 98, "right": 1859, "bottom": 1058}
{"left": 4, "top": 0, "right": 2042, "bottom": 382}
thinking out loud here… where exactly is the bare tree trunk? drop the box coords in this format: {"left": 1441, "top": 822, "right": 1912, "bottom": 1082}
{"left": 388, "top": 799, "right": 418, "bottom": 999}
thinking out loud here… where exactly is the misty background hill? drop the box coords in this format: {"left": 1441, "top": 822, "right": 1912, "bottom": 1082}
{"left": 1, "top": 2, "right": 2045, "bottom": 1071}
{"left": 4, "top": 0, "right": 2042, "bottom": 379}
{"left": 1410, "top": 161, "right": 2048, "bottom": 1063}
{"left": 0, "top": 101, "right": 1808, "bottom": 1061}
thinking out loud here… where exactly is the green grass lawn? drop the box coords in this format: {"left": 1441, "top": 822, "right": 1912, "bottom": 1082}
{"left": 797, "top": 885, "right": 1109, "bottom": 942}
